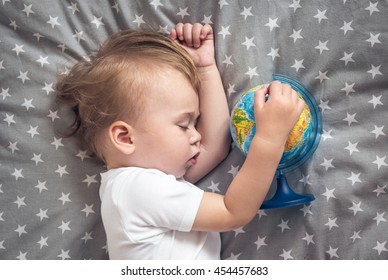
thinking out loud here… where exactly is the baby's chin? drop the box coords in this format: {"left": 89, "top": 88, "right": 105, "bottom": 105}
{"left": 157, "top": 166, "right": 187, "bottom": 179}
{"left": 174, "top": 170, "right": 187, "bottom": 180}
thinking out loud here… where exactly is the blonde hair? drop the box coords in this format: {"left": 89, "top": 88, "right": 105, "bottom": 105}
{"left": 56, "top": 29, "right": 200, "bottom": 161}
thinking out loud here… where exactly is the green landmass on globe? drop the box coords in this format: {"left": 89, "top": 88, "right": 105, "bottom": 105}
{"left": 233, "top": 108, "right": 255, "bottom": 149}
{"left": 231, "top": 85, "right": 312, "bottom": 163}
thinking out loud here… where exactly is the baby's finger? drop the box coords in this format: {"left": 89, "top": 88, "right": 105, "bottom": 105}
{"left": 200, "top": 24, "right": 213, "bottom": 40}
{"left": 183, "top": 23, "right": 194, "bottom": 47}
{"left": 169, "top": 28, "right": 177, "bottom": 41}
{"left": 268, "top": 81, "right": 282, "bottom": 98}
{"left": 281, "top": 83, "right": 292, "bottom": 97}
{"left": 254, "top": 87, "right": 269, "bottom": 110}
{"left": 290, "top": 88, "right": 299, "bottom": 102}
{"left": 192, "top": 23, "right": 203, "bottom": 48}
{"left": 174, "top": 23, "right": 185, "bottom": 41}
{"left": 296, "top": 92, "right": 306, "bottom": 113}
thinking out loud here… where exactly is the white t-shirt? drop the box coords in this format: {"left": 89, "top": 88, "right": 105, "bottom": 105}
{"left": 99, "top": 167, "right": 221, "bottom": 259}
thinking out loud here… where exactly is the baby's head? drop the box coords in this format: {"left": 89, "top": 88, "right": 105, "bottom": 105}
{"left": 56, "top": 30, "right": 200, "bottom": 165}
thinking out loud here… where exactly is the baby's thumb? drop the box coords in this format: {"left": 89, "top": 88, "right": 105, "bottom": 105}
{"left": 254, "top": 87, "right": 268, "bottom": 109}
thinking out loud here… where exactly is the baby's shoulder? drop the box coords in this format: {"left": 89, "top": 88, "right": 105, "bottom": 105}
{"left": 108, "top": 167, "right": 177, "bottom": 185}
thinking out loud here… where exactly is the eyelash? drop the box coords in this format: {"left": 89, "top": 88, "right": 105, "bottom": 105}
{"left": 178, "top": 124, "right": 189, "bottom": 130}
{"left": 178, "top": 119, "right": 198, "bottom": 130}
{"left": 177, "top": 115, "right": 199, "bottom": 130}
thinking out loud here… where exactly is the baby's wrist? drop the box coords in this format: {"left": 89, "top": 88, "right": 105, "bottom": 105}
{"left": 196, "top": 63, "right": 219, "bottom": 82}
{"left": 252, "top": 134, "right": 286, "bottom": 153}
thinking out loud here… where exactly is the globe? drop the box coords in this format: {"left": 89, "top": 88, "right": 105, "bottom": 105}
{"left": 230, "top": 84, "right": 312, "bottom": 165}
{"left": 230, "top": 74, "right": 322, "bottom": 209}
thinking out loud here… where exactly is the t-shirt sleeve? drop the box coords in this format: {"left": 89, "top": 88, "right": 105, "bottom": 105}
{"left": 114, "top": 169, "right": 204, "bottom": 235}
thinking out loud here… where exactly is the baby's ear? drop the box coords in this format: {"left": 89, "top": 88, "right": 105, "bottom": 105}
{"left": 109, "top": 121, "right": 135, "bottom": 155}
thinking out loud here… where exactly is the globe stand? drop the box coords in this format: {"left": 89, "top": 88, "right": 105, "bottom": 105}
{"left": 260, "top": 171, "right": 315, "bottom": 209}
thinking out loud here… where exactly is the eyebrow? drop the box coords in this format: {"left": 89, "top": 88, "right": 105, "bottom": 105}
{"left": 177, "top": 112, "right": 200, "bottom": 121}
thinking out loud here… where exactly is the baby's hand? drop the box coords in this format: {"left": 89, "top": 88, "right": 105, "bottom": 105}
{"left": 170, "top": 23, "right": 215, "bottom": 68}
{"left": 253, "top": 81, "right": 305, "bottom": 147}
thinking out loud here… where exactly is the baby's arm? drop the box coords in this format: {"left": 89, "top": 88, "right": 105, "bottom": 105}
{"left": 170, "top": 23, "right": 231, "bottom": 183}
{"left": 193, "top": 82, "right": 305, "bottom": 232}
{"left": 171, "top": 23, "right": 305, "bottom": 232}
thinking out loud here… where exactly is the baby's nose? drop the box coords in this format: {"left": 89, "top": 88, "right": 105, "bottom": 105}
{"left": 191, "top": 128, "right": 201, "bottom": 145}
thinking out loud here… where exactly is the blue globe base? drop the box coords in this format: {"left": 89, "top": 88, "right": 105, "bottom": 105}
{"left": 260, "top": 173, "right": 315, "bottom": 209}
